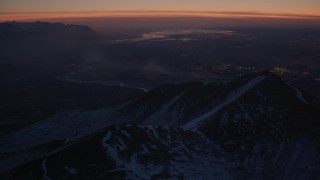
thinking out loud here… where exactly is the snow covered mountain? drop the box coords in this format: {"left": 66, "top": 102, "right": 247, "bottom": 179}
{"left": 5, "top": 125, "right": 233, "bottom": 179}
{"left": 1, "top": 71, "right": 320, "bottom": 179}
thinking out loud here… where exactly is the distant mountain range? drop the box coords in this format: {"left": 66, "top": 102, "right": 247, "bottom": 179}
{"left": 1, "top": 71, "right": 319, "bottom": 179}
{"left": 0, "top": 21, "right": 94, "bottom": 36}
{"left": 0, "top": 21, "right": 99, "bottom": 74}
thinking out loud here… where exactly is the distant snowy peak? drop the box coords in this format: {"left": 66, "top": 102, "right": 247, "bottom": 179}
{"left": 0, "top": 21, "right": 95, "bottom": 35}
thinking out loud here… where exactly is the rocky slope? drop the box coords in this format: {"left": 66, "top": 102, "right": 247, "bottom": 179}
{"left": 1, "top": 71, "right": 320, "bottom": 179}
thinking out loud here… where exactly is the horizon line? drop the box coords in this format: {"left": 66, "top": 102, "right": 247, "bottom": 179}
{"left": 1, "top": 10, "right": 320, "bottom": 23}
{"left": 1, "top": 10, "right": 320, "bottom": 17}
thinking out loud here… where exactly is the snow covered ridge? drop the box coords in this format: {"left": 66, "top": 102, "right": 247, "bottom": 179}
{"left": 4, "top": 125, "right": 233, "bottom": 180}
{"left": 286, "top": 82, "right": 311, "bottom": 106}
{"left": 183, "top": 76, "right": 265, "bottom": 129}
{"left": 1, "top": 71, "right": 320, "bottom": 178}
{"left": 100, "top": 125, "right": 233, "bottom": 179}
{"left": 0, "top": 107, "right": 124, "bottom": 173}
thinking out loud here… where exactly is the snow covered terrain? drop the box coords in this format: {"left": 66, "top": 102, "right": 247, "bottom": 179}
{"left": 1, "top": 71, "right": 320, "bottom": 179}
{"left": 183, "top": 76, "right": 265, "bottom": 129}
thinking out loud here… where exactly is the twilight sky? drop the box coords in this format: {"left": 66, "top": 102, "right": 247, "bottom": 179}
{"left": 1, "top": 0, "right": 320, "bottom": 23}
{"left": 1, "top": 0, "right": 320, "bottom": 15}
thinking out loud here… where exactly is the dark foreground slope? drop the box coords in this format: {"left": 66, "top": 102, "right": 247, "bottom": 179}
{"left": 1, "top": 71, "right": 320, "bottom": 179}
{"left": 4, "top": 125, "right": 232, "bottom": 179}
{"left": 198, "top": 72, "right": 320, "bottom": 179}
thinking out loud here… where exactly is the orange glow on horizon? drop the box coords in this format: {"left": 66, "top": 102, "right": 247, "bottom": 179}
{"left": 1, "top": 11, "right": 320, "bottom": 22}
